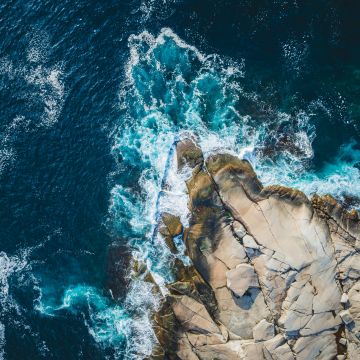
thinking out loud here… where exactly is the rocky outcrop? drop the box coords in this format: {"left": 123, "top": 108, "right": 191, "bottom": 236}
{"left": 149, "top": 138, "right": 360, "bottom": 359}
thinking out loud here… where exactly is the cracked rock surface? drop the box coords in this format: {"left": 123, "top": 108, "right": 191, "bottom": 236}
{"left": 150, "top": 138, "right": 360, "bottom": 360}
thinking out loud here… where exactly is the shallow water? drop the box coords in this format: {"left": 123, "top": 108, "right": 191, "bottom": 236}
{"left": 1, "top": 1, "right": 360, "bottom": 359}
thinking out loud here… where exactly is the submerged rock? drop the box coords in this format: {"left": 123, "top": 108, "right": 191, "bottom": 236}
{"left": 150, "top": 138, "right": 360, "bottom": 359}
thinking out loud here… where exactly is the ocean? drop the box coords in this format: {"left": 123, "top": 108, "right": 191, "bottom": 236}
{"left": 0, "top": 1, "right": 359, "bottom": 359}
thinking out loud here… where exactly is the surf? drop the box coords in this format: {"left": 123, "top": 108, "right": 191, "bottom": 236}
{"left": 34, "top": 27, "right": 360, "bottom": 359}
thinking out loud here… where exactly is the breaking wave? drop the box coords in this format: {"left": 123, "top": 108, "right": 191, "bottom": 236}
{"left": 36, "top": 279, "right": 160, "bottom": 360}
{"left": 47, "top": 28, "right": 359, "bottom": 358}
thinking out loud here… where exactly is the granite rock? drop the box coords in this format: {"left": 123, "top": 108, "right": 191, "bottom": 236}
{"left": 150, "top": 139, "right": 360, "bottom": 359}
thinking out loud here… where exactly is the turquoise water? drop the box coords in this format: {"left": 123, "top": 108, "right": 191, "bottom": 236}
{"left": 1, "top": 1, "right": 360, "bottom": 359}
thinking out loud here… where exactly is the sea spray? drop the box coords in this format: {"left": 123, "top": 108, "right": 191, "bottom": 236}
{"left": 42, "top": 27, "right": 360, "bottom": 358}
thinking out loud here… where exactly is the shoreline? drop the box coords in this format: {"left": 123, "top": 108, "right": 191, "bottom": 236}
{"left": 142, "top": 137, "right": 360, "bottom": 360}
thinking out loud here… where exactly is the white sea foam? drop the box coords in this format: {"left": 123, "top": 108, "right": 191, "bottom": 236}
{"left": 0, "top": 148, "right": 15, "bottom": 175}
{"left": 0, "top": 251, "right": 28, "bottom": 311}
{"left": 24, "top": 65, "right": 65, "bottom": 126}
{"left": 138, "top": 0, "right": 180, "bottom": 22}
{"left": 117, "top": 278, "right": 161, "bottom": 359}
{"left": 26, "top": 30, "right": 50, "bottom": 64}
{"left": 0, "top": 249, "right": 35, "bottom": 357}
{"left": 257, "top": 140, "right": 360, "bottom": 200}
{"left": 25, "top": 31, "right": 65, "bottom": 126}
{"left": 0, "top": 116, "right": 31, "bottom": 175}
{"left": 47, "top": 280, "right": 160, "bottom": 360}
{"left": 0, "top": 322, "right": 4, "bottom": 360}
{"left": 0, "top": 32, "right": 65, "bottom": 176}
{"left": 282, "top": 37, "right": 309, "bottom": 76}
{"left": 0, "top": 242, "right": 46, "bottom": 315}
{"left": 0, "top": 57, "right": 15, "bottom": 78}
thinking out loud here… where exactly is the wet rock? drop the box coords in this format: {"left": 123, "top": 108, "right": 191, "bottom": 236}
{"left": 158, "top": 212, "right": 183, "bottom": 253}
{"left": 160, "top": 212, "right": 183, "bottom": 237}
{"left": 168, "top": 259, "right": 219, "bottom": 320}
{"left": 152, "top": 298, "right": 179, "bottom": 357}
{"left": 176, "top": 137, "right": 203, "bottom": 171}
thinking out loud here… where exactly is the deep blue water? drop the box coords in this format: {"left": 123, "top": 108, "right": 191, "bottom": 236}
{"left": 0, "top": 1, "right": 360, "bottom": 359}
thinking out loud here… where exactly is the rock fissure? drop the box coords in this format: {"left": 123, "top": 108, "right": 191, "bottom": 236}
{"left": 313, "top": 203, "right": 358, "bottom": 244}
{"left": 206, "top": 166, "right": 277, "bottom": 323}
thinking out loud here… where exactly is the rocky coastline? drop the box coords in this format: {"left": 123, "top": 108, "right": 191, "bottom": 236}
{"left": 141, "top": 138, "right": 360, "bottom": 359}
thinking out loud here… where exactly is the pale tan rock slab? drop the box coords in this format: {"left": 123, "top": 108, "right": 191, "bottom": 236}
{"left": 226, "top": 263, "right": 259, "bottom": 297}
